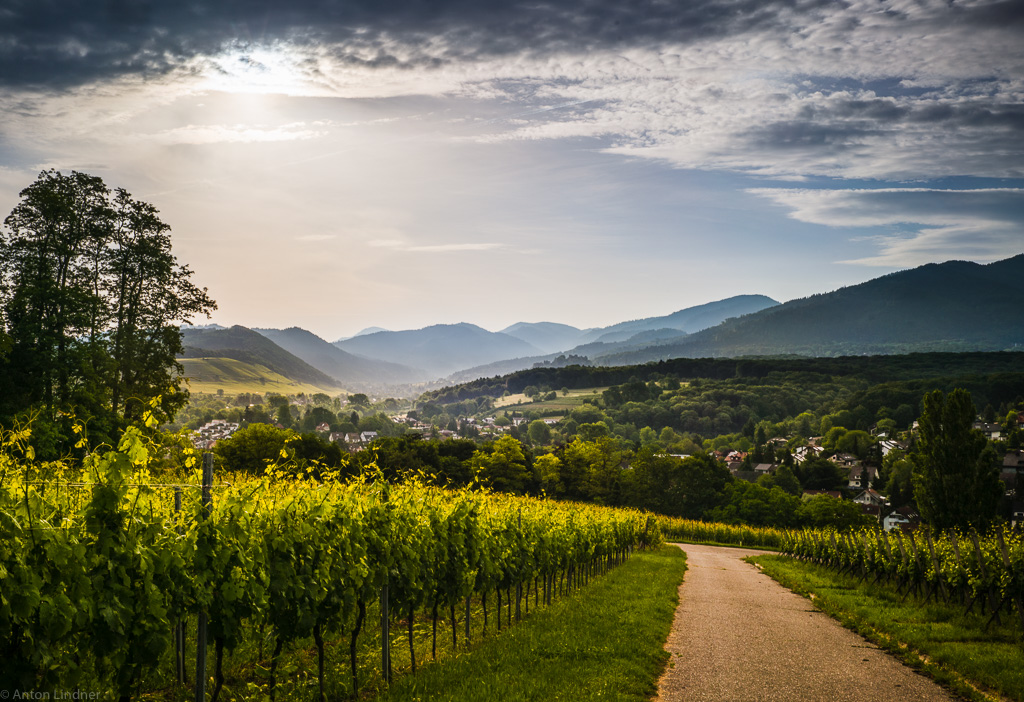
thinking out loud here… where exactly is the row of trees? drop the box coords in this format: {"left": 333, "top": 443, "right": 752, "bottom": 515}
{"left": 0, "top": 170, "right": 215, "bottom": 453}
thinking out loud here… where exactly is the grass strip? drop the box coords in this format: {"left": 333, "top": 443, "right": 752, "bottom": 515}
{"left": 370, "top": 545, "right": 687, "bottom": 702}
{"left": 751, "top": 554, "right": 1024, "bottom": 702}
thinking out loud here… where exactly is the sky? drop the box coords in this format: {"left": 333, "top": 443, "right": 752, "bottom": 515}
{"left": 1, "top": 0, "right": 1023, "bottom": 341}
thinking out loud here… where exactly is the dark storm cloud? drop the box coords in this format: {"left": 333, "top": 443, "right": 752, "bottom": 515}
{"left": 0, "top": 0, "right": 877, "bottom": 89}
{"left": 747, "top": 120, "right": 885, "bottom": 150}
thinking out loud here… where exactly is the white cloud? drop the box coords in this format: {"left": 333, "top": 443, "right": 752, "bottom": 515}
{"left": 151, "top": 122, "right": 326, "bottom": 145}
{"left": 368, "top": 239, "right": 505, "bottom": 253}
{"left": 6, "top": 0, "right": 1024, "bottom": 181}
{"left": 748, "top": 187, "right": 1024, "bottom": 266}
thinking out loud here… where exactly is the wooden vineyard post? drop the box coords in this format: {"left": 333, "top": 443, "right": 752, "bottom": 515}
{"left": 995, "top": 529, "right": 1024, "bottom": 631}
{"left": 893, "top": 531, "right": 910, "bottom": 596}
{"left": 381, "top": 583, "right": 390, "bottom": 684}
{"left": 195, "top": 453, "right": 213, "bottom": 702}
{"left": 516, "top": 508, "right": 522, "bottom": 623}
{"left": 925, "top": 530, "right": 948, "bottom": 603}
{"left": 878, "top": 531, "right": 893, "bottom": 585}
{"left": 907, "top": 531, "right": 925, "bottom": 599}
{"left": 970, "top": 529, "right": 997, "bottom": 616}
{"left": 949, "top": 531, "right": 966, "bottom": 605}
{"left": 174, "top": 487, "right": 186, "bottom": 685}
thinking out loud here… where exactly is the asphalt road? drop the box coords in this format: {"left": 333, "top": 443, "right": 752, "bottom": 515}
{"left": 655, "top": 543, "right": 957, "bottom": 702}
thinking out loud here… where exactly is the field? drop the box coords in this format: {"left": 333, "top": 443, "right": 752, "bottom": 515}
{"left": 491, "top": 387, "right": 608, "bottom": 412}
{"left": 180, "top": 357, "right": 345, "bottom": 395}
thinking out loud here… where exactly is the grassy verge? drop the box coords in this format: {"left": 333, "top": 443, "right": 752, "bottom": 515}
{"left": 370, "top": 545, "right": 687, "bottom": 702}
{"left": 752, "top": 554, "right": 1024, "bottom": 702}
{"left": 147, "top": 549, "right": 684, "bottom": 702}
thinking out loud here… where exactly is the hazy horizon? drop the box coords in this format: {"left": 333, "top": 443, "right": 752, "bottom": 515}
{"left": 2, "top": 0, "right": 1022, "bottom": 341}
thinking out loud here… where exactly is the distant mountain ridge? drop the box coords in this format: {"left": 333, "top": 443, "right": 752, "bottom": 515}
{"left": 582, "top": 294, "right": 779, "bottom": 344}
{"left": 448, "top": 295, "right": 781, "bottom": 380}
{"left": 254, "top": 327, "right": 421, "bottom": 385}
{"left": 499, "top": 321, "right": 588, "bottom": 355}
{"left": 333, "top": 323, "right": 543, "bottom": 379}
{"left": 187, "top": 256, "right": 1024, "bottom": 391}
{"left": 600, "top": 255, "right": 1024, "bottom": 365}
{"left": 497, "top": 295, "right": 779, "bottom": 352}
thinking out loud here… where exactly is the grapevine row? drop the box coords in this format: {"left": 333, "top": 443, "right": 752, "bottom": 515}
{"left": 657, "top": 516, "right": 785, "bottom": 550}
{"left": 781, "top": 525, "right": 1024, "bottom": 629}
{"left": 0, "top": 431, "right": 659, "bottom": 700}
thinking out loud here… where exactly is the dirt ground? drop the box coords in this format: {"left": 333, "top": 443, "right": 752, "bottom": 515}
{"left": 655, "top": 543, "right": 957, "bottom": 702}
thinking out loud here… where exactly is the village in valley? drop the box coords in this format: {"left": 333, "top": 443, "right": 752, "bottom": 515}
{"left": 187, "top": 387, "right": 1024, "bottom": 534}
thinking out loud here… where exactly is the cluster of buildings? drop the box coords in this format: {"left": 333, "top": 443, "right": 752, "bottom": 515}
{"left": 192, "top": 419, "right": 241, "bottom": 449}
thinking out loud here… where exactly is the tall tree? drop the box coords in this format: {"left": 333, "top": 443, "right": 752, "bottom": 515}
{"left": 1, "top": 171, "right": 110, "bottom": 415}
{"left": 0, "top": 170, "right": 215, "bottom": 445}
{"left": 912, "top": 389, "right": 1001, "bottom": 530}
{"left": 104, "top": 187, "right": 216, "bottom": 423}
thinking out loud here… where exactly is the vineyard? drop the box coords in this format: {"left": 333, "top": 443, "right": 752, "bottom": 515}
{"left": 781, "top": 526, "right": 1024, "bottom": 629}
{"left": 0, "top": 428, "right": 659, "bottom": 701}
{"left": 657, "top": 517, "right": 785, "bottom": 550}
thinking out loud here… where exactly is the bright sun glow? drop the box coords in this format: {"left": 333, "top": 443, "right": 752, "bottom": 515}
{"left": 199, "top": 45, "right": 322, "bottom": 97}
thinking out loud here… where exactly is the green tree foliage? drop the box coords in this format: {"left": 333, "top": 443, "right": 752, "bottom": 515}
{"left": 471, "top": 435, "right": 530, "bottom": 493}
{"left": 349, "top": 434, "right": 476, "bottom": 485}
{"left": 912, "top": 388, "right": 1002, "bottom": 530}
{"left": 214, "top": 423, "right": 291, "bottom": 475}
{"left": 0, "top": 170, "right": 215, "bottom": 448}
{"left": 577, "top": 421, "right": 610, "bottom": 441}
{"left": 797, "top": 456, "right": 847, "bottom": 491}
{"left": 275, "top": 404, "right": 293, "bottom": 429}
{"left": 885, "top": 455, "right": 916, "bottom": 508}
{"left": 706, "top": 482, "right": 801, "bottom": 527}
{"left": 577, "top": 437, "right": 627, "bottom": 505}
{"left": 347, "top": 393, "right": 370, "bottom": 407}
{"left": 526, "top": 419, "right": 552, "bottom": 445}
{"left": 534, "top": 452, "right": 562, "bottom": 495}
{"left": 836, "top": 430, "right": 874, "bottom": 458}
{"left": 629, "top": 449, "right": 730, "bottom": 518}
{"left": 302, "top": 406, "right": 337, "bottom": 432}
{"left": 287, "top": 433, "right": 345, "bottom": 474}
{"left": 796, "top": 495, "right": 873, "bottom": 529}
{"left": 757, "top": 464, "right": 802, "bottom": 496}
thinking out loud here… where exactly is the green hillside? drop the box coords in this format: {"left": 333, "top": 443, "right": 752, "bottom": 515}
{"left": 601, "top": 255, "right": 1024, "bottom": 363}
{"left": 179, "top": 357, "right": 344, "bottom": 395}
{"left": 181, "top": 325, "right": 342, "bottom": 388}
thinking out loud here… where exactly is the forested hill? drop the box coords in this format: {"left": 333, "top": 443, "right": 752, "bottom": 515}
{"left": 580, "top": 294, "right": 779, "bottom": 344}
{"left": 421, "top": 351, "right": 1024, "bottom": 404}
{"left": 180, "top": 326, "right": 342, "bottom": 389}
{"left": 599, "top": 255, "right": 1024, "bottom": 364}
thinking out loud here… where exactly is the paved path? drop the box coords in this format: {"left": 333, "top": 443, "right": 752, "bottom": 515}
{"left": 656, "top": 543, "right": 957, "bottom": 702}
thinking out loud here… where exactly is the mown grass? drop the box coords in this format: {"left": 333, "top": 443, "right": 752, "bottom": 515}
{"left": 369, "top": 545, "right": 687, "bottom": 702}
{"left": 150, "top": 547, "right": 685, "bottom": 702}
{"left": 752, "top": 554, "right": 1024, "bottom": 702}
{"left": 491, "top": 387, "right": 608, "bottom": 412}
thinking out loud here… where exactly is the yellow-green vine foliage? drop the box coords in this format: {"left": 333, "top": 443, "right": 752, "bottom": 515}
{"left": 0, "top": 423, "right": 659, "bottom": 696}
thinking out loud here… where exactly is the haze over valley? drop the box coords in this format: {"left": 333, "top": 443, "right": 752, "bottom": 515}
{"left": 180, "top": 255, "right": 1024, "bottom": 394}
